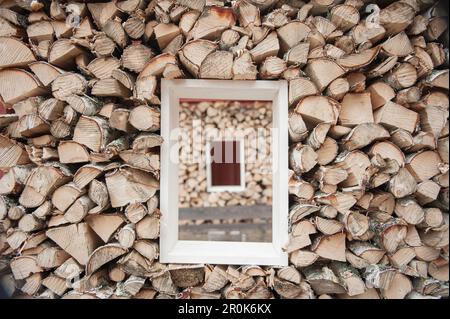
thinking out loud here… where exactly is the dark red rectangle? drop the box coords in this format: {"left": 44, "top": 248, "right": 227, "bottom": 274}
{"left": 210, "top": 141, "right": 241, "bottom": 187}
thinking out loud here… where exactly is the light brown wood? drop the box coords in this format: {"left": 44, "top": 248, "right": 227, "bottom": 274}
{"left": 19, "top": 165, "right": 71, "bottom": 208}
{"left": 304, "top": 58, "right": 346, "bottom": 92}
{"left": 294, "top": 96, "right": 339, "bottom": 129}
{"left": 338, "top": 93, "right": 373, "bottom": 127}
{"left": 367, "top": 82, "right": 396, "bottom": 110}
{"left": 129, "top": 105, "right": 160, "bottom": 132}
{"left": 48, "top": 39, "right": 85, "bottom": 69}
{"left": 73, "top": 116, "right": 113, "bottom": 153}
{"left": 199, "top": 51, "right": 234, "bottom": 80}
{"left": 86, "top": 244, "right": 127, "bottom": 275}
{"left": 189, "top": 6, "right": 236, "bottom": 41}
{"left": 384, "top": 63, "right": 418, "bottom": 90}
{"left": 10, "top": 256, "right": 43, "bottom": 280}
{"left": 374, "top": 101, "right": 419, "bottom": 133}
{"left": 121, "top": 43, "right": 154, "bottom": 73}
{"left": 232, "top": 51, "right": 257, "bottom": 80}
{"left": 0, "top": 37, "right": 36, "bottom": 68}
{"left": 58, "top": 141, "right": 90, "bottom": 164}
{"left": 303, "top": 265, "right": 346, "bottom": 295}
{"left": 250, "top": 31, "right": 279, "bottom": 64}
{"left": 311, "top": 232, "right": 346, "bottom": 262}
{"left": 46, "top": 223, "right": 101, "bottom": 265}
{"left": 406, "top": 151, "right": 442, "bottom": 182}
{"left": 0, "top": 135, "right": 30, "bottom": 167}
{"left": 379, "top": 2, "right": 415, "bottom": 36}
{"left": 105, "top": 167, "right": 158, "bottom": 208}
{"left": 342, "top": 123, "right": 390, "bottom": 151}
{"left": 0, "top": 69, "right": 46, "bottom": 105}
{"left": 136, "top": 215, "right": 160, "bottom": 240}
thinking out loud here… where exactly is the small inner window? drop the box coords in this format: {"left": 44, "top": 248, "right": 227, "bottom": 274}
{"left": 206, "top": 139, "right": 245, "bottom": 192}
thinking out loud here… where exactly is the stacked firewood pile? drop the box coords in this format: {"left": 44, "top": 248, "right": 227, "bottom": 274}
{"left": 178, "top": 100, "right": 273, "bottom": 209}
{"left": 0, "top": 0, "right": 449, "bottom": 299}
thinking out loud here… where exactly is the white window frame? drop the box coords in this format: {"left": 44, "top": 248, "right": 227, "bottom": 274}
{"left": 205, "top": 137, "right": 246, "bottom": 193}
{"left": 160, "top": 79, "right": 289, "bottom": 266}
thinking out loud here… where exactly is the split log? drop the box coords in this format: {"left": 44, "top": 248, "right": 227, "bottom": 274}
{"left": 326, "top": 78, "right": 349, "bottom": 101}
{"left": 37, "top": 247, "right": 70, "bottom": 269}
{"left": 374, "top": 101, "right": 419, "bottom": 133}
{"left": 121, "top": 43, "right": 154, "bottom": 73}
{"left": 46, "top": 223, "right": 102, "bottom": 265}
{"left": 91, "top": 78, "right": 132, "bottom": 98}
{"left": 136, "top": 215, "right": 160, "bottom": 240}
{"left": 367, "top": 82, "right": 396, "bottom": 110}
{"left": 338, "top": 47, "right": 380, "bottom": 71}
{"left": 384, "top": 63, "right": 418, "bottom": 90}
{"left": 0, "top": 69, "right": 46, "bottom": 105}
{"left": 0, "top": 135, "right": 30, "bottom": 167}
{"left": 0, "top": 165, "right": 32, "bottom": 195}
{"left": 285, "top": 42, "right": 310, "bottom": 67}
{"left": 289, "top": 143, "right": 317, "bottom": 174}
{"left": 133, "top": 76, "right": 158, "bottom": 103}
{"left": 133, "top": 240, "right": 158, "bottom": 263}
{"left": 303, "top": 266, "right": 346, "bottom": 295}
{"left": 123, "top": 17, "right": 145, "bottom": 40}
{"left": 330, "top": 5, "right": 359, "bottom": 32}
{"left": 117, "top": 224, "right": 136, "bottom": 248}
{"left": 389, "top": 168, "right": 417, "bottom": 198}
{"left": 129, "top": 105, "right": 160, "bottom": 132}
{"left": 289, "top": 78, "right": 318, "bottom": 107}
{"left": 381, "top": 272, "right": 413, "bottom": 299}
{"left": 189, "top": 6, "right": 236, "bottom": 41}
{"left": 394, "top": 198, "right": 425, "bottom": 225}
{"left": 232, "top": 51, "right": 257, "bottom": 80}
{"left": 338, "top": 93, "right": 373, "bottom": 127}
{"left": 19, "top": 164, "right": 71, "bottom": 208}
{"left": 87, "top": 1, "right": 121, "bottom": 29}
{"left": 294, "top": 96, "right": 339, "bottom": 129}
{"left": 86, "top": 244, "right": 127, "bottom": 276}
{"left": 406, "top": 151, "right": 442, "bottom": 182}
{"left": 92, "top": 33, "right": 116, "bottom": 56}
{"left": 105, "top": 167, "right": 159, "bottom": 207}
{"left": 18, "top": 213, "right": 44, "bottom": 232}
{"left": 277, "top": 21, "right": 310, "bottom": 53}
{"left": 64, "top": 195, "right": 95, "bottom": 223}
{"left": 10, "top": 256, "right": 43, "bottom": 280}
{"left": 342, "top": 124, "right": 389, "bottom": 152}
{"left": 179, "top": 40, "right": 217, "bottom": 77}
{"left": 85, "top": 213, "right": 125, "bottom": 243}
{"left": 58, "top": 141, "right": 90, "bottom": 164}
{"left": 330, "top": 262, "right": 366, "bottom": 297}
{"left": 21, "top": 273, "right": 42, "bottom": 296}
{"left": 154, "top": 23, "right": 181, "bottom": 50}
{"left": 169, "top": 264, "right": 204, "bottom": 288}
{"left": 371, "top": 218, "right": 408, "bottom": 253}
{"left": 198, "top": 51, "right": 234, "bottom": 80}
{"left": 379, "top": 2, "right": 415, "bottom": 36}
{"left": 304, "top": 58, "right": 346, "bottom": 92}
{"left": 140, "top": 53, "right": 179, "bottom": 77}
{"left": 73, "top": 116, "right": 113, "bottom": 153}
{"left": 48, "top": 39, "right": 85, "bottom": 69}
{"left": 311, "top": 232, "right": 346, "bottom": 262}
{"left": 0, "top": 37, "right": 36, "bottom": 68}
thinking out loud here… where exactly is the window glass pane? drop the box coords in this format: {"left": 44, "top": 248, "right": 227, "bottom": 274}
{"left": 210, "top": 140, "right": 241, "bottom": 187}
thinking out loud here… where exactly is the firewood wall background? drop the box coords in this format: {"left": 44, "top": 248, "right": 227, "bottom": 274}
{"left": 0, "top": 0, "right": 449, "bottom": 299}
